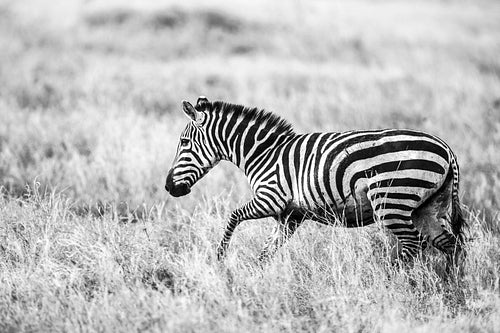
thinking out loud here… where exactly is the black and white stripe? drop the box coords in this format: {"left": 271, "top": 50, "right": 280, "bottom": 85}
{"left": 165, "top": 97, "right": 466, "bottom": 264}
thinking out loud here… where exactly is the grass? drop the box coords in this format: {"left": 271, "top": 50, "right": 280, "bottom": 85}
{"left": 0, "top": 0, "right": 499, "bottom": 331}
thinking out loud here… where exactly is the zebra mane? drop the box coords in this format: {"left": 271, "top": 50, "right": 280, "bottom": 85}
{"left": 202, "top": 100, "right": 296, "bottom": 137}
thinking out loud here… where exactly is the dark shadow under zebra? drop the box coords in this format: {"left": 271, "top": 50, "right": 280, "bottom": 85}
{"left": 165, "top": 96, "right": 466, "bottom": 268}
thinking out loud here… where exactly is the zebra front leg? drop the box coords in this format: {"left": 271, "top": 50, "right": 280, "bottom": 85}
{"left": 258, "top": 216, "right": 300, "bottom": 262}
{"left": 216, "top": 210, "right": 241, "bottom": 260}
{"left": 216, "top": 197, "right": 277, "bottom": 261}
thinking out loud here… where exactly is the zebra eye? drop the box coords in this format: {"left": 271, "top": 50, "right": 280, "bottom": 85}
{"left": 180, "top": 138, "right": 190, "bottom": 147}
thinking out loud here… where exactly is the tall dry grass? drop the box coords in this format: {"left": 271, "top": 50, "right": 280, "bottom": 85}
{"left": 0, "top": 0, "right": 499, "bottom": 331}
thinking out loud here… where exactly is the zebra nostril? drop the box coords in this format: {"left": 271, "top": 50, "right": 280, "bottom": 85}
{"left": 165, "top": 169, "right": 174, "bottom": 192}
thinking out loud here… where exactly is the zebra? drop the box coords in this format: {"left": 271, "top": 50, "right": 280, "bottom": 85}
{"left": 165, "top": 96, "right": 466, "bottom": 266}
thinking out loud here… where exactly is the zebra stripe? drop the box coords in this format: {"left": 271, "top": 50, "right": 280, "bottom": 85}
{"left": 165, "top": 98, "right": 465, "bottom": 263}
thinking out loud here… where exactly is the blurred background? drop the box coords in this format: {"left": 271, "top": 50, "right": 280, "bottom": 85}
{"left": 0, "top": 0, "right": 499, "bottom": 224}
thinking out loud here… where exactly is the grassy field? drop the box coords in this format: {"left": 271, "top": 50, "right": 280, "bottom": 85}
{"left": 1, "top": 0, "right": 500, "bottom": 331}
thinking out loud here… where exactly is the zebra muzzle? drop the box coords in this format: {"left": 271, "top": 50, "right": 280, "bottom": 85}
{"left": 165, "top": 169, "right": 191, "bottom": 197}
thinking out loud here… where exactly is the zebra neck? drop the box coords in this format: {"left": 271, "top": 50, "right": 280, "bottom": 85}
{"left": 221, "top": 130, "right": 294, "bottom": 178}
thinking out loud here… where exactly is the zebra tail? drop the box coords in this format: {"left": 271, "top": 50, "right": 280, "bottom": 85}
{"left": 449, "top": 152, "right": 466, "bottom": 244}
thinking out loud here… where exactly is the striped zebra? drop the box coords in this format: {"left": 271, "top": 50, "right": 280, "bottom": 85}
{"left": 165, "top": 97, "right": 466, "bottom": 265}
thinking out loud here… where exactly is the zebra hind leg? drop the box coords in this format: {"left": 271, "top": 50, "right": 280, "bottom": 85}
{"left": 367, "top": 188, "right": 426, "bottom": 264}
{"left": 390, "top": 224, "right": 428, "bottom": 264}
{"left": 432, "top": 225, "right": 463, "bottom": 271}
{"left": 412, "top": 186, "right": 464, "bottom": 274}
{"left": 416, "top": 217, "right": 463, "bottom": 274}
{"left": 374, "top": 210, "right": 427, "bottom": 264}
{"left": 258, "top": 215, "right": 300, "bottom": 262}
{"left": 369, "top": 202, "right": 427, "bottom": 264}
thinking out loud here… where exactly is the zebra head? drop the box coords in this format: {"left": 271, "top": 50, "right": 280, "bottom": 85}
{"left": 165, "top": 97, "right": 220, "bottom": 197}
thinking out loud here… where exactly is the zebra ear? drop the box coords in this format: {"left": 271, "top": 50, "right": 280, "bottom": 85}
{"left": 182, "top": 100, "right": 204, "bottom": 123}
{"left": 195, "top": 96, "right": 210, "bottom": 111}
{"left": 182, "top": 100, "right": 197, "bottom": 120}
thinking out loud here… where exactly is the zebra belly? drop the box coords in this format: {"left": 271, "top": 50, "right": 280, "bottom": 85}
{"left": 291, "top": 180, "right": 375, "bottom": 227}
{"left": 330, "top": 179, "right": 375, "bottom": 227}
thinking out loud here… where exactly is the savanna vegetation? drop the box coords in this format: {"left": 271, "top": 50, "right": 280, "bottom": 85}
{"left": 0, "top": 0, "right": 499, "bottom": 331}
